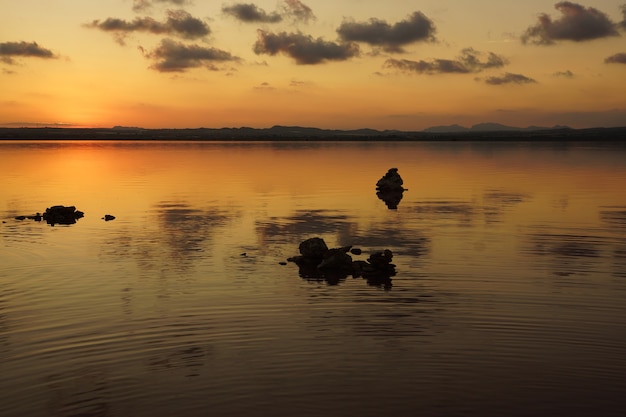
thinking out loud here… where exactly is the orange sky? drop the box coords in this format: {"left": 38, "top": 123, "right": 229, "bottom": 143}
{"left": 1, "top": 0, "right": 626, "bottom": 130}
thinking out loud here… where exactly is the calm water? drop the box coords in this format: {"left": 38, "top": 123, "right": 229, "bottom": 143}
{"left": 1, "top": 140, "right": 626, "bottom": 417}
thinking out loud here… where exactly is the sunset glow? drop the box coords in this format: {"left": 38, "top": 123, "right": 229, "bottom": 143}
{"left": 2, "top": 0, "right": 626, "bottom": 130}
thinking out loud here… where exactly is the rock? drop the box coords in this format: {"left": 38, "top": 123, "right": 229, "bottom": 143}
{"left": 317, "top": 248, "right": 353, "bottom": 272}
{"left": 103, "top": 214, "right": 115, "bottom": 221}
{"left": 27, "top": 213, "right": 42, "bottom": 221}
{"left": 299, "top": 237, "right": 329, "bottom": 259}
{"left": 42, "top": 205, "right": 84, "bottom": 226}
{"left": 376, "top": 168, "right": 406, "bottom": 209}
{"left": 287, "top": 237, "right": 397, "bottom": 288}
{"left": 376, "top": 168, "right": 405, "bottom": 190}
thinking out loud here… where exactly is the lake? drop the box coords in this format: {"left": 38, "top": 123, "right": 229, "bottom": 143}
{"left": 1, "top": 140, "right": 626, "bottom": 417}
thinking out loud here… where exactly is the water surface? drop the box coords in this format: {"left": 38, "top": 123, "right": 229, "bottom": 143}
{"left": 1, "top": 140, "right": 626, "bottom": 416}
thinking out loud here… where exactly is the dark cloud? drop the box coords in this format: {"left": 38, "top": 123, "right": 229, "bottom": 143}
{"left": 253, "top": 30, "right": 359, "bottom": 64}
{"left": 86, "top": 10, "right": 210, "bottom": 44}
{"left": 482, "top": 72, "right": 537, "bottom": 85}
{"left": 521, "top": 2, "right": 619, "bottom": 45}
{"left": 222, "top": 1, "right": 314, "bottom": 23}
{"left": 222, "top": 3, "right": 282, "bottom": 23}
{"left": 146, "top": 38, "right": 239, "bottom": 72}
{"left": 384, "top": 48, "right": 506, "bottom": 75}
{"left": 336, "top": 11, "right": 436, "bottom": 53}
{"left": 554, "top": 69, "right": 575, "bottom": 77}
{"left": 133, "top": 0, "right": 191, "bottom": 13}
{"left": 605, "top": 52, "right": 626, "bottom": 64}
{"left": 0, "top": 41, "right": 57, "bottom": 65}
{"left": 281, "top": 0, "right": 315, "bottom": 23}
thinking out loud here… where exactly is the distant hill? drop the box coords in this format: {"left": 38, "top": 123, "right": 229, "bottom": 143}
{"left": 424, "top": 123, "right": 572, "bottom": 133}
{"left": 1, "top": 125, "right": 624, "bottom": 141}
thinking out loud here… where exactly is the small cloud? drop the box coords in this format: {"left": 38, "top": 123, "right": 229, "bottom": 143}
{"left": 86, "top": 10, "right": 210, "bottom": 44}
{"left": 133, "top": 0, "right": 192, "bottom": 13}
{"left": 289, "top": 79, "right": 306, "bottom": 87}
{"left": 253, "top": 30, "right": 359, "bottom": 64}
{"left": 281, "top": 0, "right": 315, "bottom": 23}
{"left": 384, "top": 48, "right": 506, "bottom": 75}
{"left": 146, "top": 38, "right": 240, "bottom": 72}
{"left": 553, "top": 69, "right": 575, "bottom": 77}
{"left": 605, "top": 52, "right": 626, "bottom": 64}
{"left": 0, "top": 41, "right": 57, "bottom": 65}
{"left": 521, "top": 2, "right": 619, "bottom": 45}
{"left": 481, "top": 72, "right": 537, "bottom": 85}
{"left": 336, "top": 11, "right": 436, "bottom": 53}
{"left": 222, "top": 1, "right": 314, "bottom": 24}
{"left": 222, "top": 3, "right": 282, "bottom": 23}
{"left": 254, "top": 81, "right": 275, "bottom": 90}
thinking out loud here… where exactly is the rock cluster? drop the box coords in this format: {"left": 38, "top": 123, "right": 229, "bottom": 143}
{"left": 14, "top": 205, "right": 84, "bottom": 226}
{"left": 287, "top": 237, "right": 396, "bottom": 288}
{"left": 376, "top": 168, "right": 406, "bottom": 209}
{"left": 12, "top": 206, "right": 118, "bottom": 226}
{"left": 42, "top": 205, "right": 84, "bottom": 226}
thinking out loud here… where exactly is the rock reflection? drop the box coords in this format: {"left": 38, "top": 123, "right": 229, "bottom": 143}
{"left": 376, "top": 188, "right": 405, "bottom": 210}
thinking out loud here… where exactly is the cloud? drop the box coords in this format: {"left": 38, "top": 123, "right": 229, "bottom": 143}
{"left": 336, "top": 11, "right": 436, "bottom": 53}
{"left": 521, "top": 2, "right": 619, "bottom": 45}
{"left": 481, "top": 72, "right": 537, "bottom": 85}
{"left": 86, "top": 10, "right": 210, "bottom": 44}
{"left": 0, "top": 41, "right": 57, "bottom": 65}
{"left": 605, "top": 52, "right": 626, "bottom": 64}
{"left": 384, "top": 48, "right": 506, "bottom": 75}
{"left": 133, "top": 0, "right": 192, "bottom": 13}
{"left": 621, "top": 4, "right": 626, "bottom": 29}
{"left": 222, "top": 3, "right": 282, "bottom": 23}
{"left": 553, "top": 69, "right": 575, "bottom": 77}
{"left": 222, "top": 1, "right": 314, "bottom": 24}
{"left": 253, "top": 30, "right": 359, "bottom": 64}
{"left": 281, "top": 0, "right": 315, "bottom": 23}
{"left": 146, "top": 38, "right": 240, "bottom": 72}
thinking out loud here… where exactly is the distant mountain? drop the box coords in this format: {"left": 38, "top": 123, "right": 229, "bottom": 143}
{"left": 3, "top": 124, "right": 622, "bottom": 142}
{"left": 422, "top": 124, "right": 468, "bottom": 133}
{"left": 424, "top": 123, "right": 572, "bottom": 133}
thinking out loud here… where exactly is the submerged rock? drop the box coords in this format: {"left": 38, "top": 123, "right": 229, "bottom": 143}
{"left": 43, "top": 205, "right": 84, "bottom": 226}
{"left": 287, "top": 236, "right": 396, "bottom": 288}
{"left": 298, "top": 237, "right": 328, "bottom": 259}
{"left": 103, "top": 214, "right": 116, "bottom": 221}
{"left": 376, "top": 168, "right": 406, "bottom": 209}
{"left": 376, "top": 167, "right": 405, "bottom": 190}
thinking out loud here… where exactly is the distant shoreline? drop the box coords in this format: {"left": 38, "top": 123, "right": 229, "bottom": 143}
{"left": 1, "top": 126, "right": 625, "bottom": 142}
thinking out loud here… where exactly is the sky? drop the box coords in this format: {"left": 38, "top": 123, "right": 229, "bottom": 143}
{"left": 1, "top": 0, "right": 626, "bottom": 130}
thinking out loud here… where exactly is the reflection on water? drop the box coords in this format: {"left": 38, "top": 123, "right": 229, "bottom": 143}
{"left": 2, "top": 140, "right": 626, "bottom": 416}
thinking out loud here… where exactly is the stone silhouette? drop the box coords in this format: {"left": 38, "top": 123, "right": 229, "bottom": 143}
{"left": 376, "top": 168, "right": 406, "bottom": 209}
{"left": 287, "top": 237, "right": 396, "bottom": 288}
